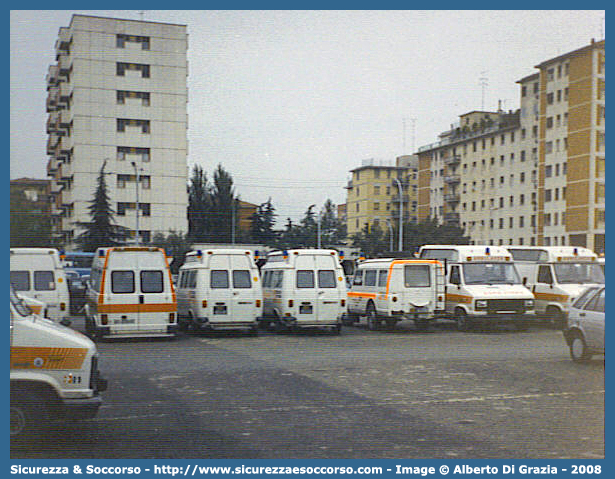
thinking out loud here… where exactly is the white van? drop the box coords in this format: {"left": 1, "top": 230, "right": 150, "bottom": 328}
{"left": 418, "top": 245, "right": 535, "bottom": 331}
{"left": 507, "top": 246, "right": 604, "bottom": 325}
{"left": 176, "top": 249, "right": 262, "bottom": 334}
{"left": 10, "top": 248, "right": 70, "bottom": 323}
{"left": 346, "top": 258, "right": 446, "bottom": 330}
{"left": 85, "top": 247, "right": 178, "bottom": 339}
{"left": 11, "top": 285, "right": 107, "bottom": 438}
{"left": 261, "top": 249, "right": 347, "bottom": 333}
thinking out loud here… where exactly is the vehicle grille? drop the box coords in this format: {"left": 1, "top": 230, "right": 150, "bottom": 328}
{"left": 487, "top": 299, "right": 526, "bottom": 312}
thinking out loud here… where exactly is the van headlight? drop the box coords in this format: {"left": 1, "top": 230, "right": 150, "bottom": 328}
{"left": 475, "top": 300, "right": 488, "bottom": 310}
{"left": 524, "top": 299, "right": 534, "bottom": 309}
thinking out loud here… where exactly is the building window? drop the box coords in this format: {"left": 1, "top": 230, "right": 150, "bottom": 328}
{"left": 545, "top": 189, "right": 552, "bottom": 202}
{"left": 547, "top": 92, "right": 554, "bottom": 105}
{"left": 117, "top": 146, "right": 150, "bottom": 162}
{"left": 545, "top": 165, "right": 552, "bottom": 178}
{"left": 117, "top": 119, "right": 150, "bottom": 134}
{"left": 116, "top": 62, "right": 150, "bottom": 78}
{"left": 117, "top": 90, "right": 150, "bottom": 106}
{"left": 519, "top": 194, "right": 524, "bottom": 205}
{"left": 519, "top": 216, "right": 524, "bottom": 228}
{"left": 116, "top": 34, "right": 150, "bottom": 50}
{"left": 546, "top": 117, "right": 553, "bottom": 129}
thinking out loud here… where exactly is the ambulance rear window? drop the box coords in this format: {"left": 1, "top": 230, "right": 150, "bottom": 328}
{"left": 112, "top": 271, "right": 135, "bottom": 293}
{"left": 141, "top": 271, "right": 164, "bottom": 293}
{"left": 297, "top": 270, "right": 315, "bottom": 288}
{"left": 318, "top": 270, "right": 336, "bottom": 288}
{"left": 404, "top": 265, "right": 431, "bottom": 287}
{"left": 10, "top": 271, "right": 30, "bottom": 291}
{"left": 232, "top": 270, "right": 252, "bottom": 289}
{"left": 34, "top": 271, "right": 55, "bottom": 291}
{"left": 211, "top": 270, "right": 229, "bottom": 289}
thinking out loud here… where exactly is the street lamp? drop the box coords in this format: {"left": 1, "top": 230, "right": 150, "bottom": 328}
{"left": 131, "top": 161, "right": 140, "bottom": 246}
{"left": 392, "top": 178, "right": 403, "bottom": 251}
{"left": 385, "top": 219, "right": 394, "bottom": 252}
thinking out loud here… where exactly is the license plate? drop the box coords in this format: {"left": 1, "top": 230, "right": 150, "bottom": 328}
{"left": 213, "top": 305, "right": 227, "bottom": 315}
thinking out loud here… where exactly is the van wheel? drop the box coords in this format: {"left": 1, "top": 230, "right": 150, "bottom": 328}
{"left": 10, "top": 392, "right": 46, "bottom": 439}
{"left": 332, "top": 324, "right": 342, "bottom": 335}
{"left": 455, "top": 308, "right": 471, "bottom": 332}
{"left": 342, "top": 313, "right": 358, "bottom": 326}
{"left": 366, "top": 303, "right": 380, "bottom": 331}
{"left": 570, "top": 332, "right": 591, "bottom": 362}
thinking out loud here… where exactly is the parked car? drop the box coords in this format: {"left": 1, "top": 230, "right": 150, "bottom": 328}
{"left": 563, "top": 286, "right": 605, "bottom": 361}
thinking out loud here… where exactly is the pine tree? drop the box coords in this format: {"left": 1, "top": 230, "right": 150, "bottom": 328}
{"left": 74, "top": 161, "right": 129, "bottom": 252}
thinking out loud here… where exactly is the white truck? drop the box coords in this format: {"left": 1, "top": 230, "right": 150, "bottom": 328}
{"left": 507, "top": 246, "right": 604, "bottom": 326}
{"left": 261, "top": 249, "right": 347, "bottom": 333}
{"left": 10, "top": 285, "right": 107, "bottom": 438}
{"left": 176, "top": 249, "right": 263, "bottom": 334}
{"left": 345, "top": 258, "right": 446, "bottom": 330}
{"left": 418, "top": 245, "right": 535, "bottom": 331}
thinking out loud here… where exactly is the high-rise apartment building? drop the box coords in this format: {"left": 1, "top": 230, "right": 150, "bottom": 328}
{"left": 345, "top": 155, "right": 419, "bottom": 238}
{"left": 417, "top": 40, "right": 605, "bottom": 253}
{"left": 46, "top": 14, "right": 188, "bottom": 247}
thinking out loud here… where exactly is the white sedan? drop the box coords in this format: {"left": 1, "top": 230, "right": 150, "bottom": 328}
{"left": 563, "top": 286, "right": 605, "bottom": 361}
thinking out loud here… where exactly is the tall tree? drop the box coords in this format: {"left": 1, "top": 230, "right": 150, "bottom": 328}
{"left": 187, "top": 164, "right": 210, "bottom": 242}
{"left": 349, "top": 222, "right": 389, "bottom": 258}
{"left": 74, "top": 161, "right": 129, "bottom": 251}
{"left": 10, "top": 188, "right": 52, "bottom": 247}
{"left": 208, "top": 164, "right": 238, "bottom": 243}
{"left": 249, "top": 197, "right": 277, "bottom": 245}
{"left": 319, "top": 199, "right": 346, "bottom": 247}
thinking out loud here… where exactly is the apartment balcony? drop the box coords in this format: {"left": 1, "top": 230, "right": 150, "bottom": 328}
{"left": 46, "top": 111, "right": 59, "bottom": 133}
{"left": 58, "top": 55, "right": 71, "bottom": 76}
{"left": 46, "top": 65, "right": 59, "bottom": 88}
{"left": 443, "top": 155, "right": 461, "bottom": 166}
{"left": 443, "top": 174, "right": 461, "bottom": 185}
{"left": 444, "top": 212, "right": 460, "bottom": 224}
{"left": 46, "top": 133, "right": 60, "bottom": 155}
{"left": 55, "top": 27, "right": 71, "bottom": 55}
{"left": 47, "top": 157, "right": 60, "bottom": 176}
{"left": 443, "top": 192, "right": 460, "bottom": 203}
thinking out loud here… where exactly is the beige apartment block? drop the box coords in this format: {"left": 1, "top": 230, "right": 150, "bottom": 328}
{"left": 345, "top": 155, "right": 419, "bottom": 238}
{"left": 417, "top": 40, "right": 605, "bottom": 253}
{"left": 46, "top": 14, "right": 189, "bottom": 246}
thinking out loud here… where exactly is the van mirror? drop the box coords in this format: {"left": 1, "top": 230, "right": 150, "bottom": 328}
{"left": 522, "top": 277, "right": 527, "bottom": 286}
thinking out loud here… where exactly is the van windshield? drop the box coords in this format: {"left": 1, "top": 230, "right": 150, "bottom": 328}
{"left": 553, "top": 263, "right": 605, "bottom": 285}
{"left": 462, "top": 263, "right": 521, "bottom": 285}
{"left": 10, "top": 286, "right": 32, "bottom": 317}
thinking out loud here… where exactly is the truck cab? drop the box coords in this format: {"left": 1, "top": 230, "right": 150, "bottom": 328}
{"left": 10, "top": 285, "right": 107, "bottom": 438}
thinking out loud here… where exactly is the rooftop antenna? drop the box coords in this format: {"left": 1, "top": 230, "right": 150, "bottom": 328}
{"left": 479, "top": 71, "right": 488, "bottom": 110}
{"left": 403, "top": 117, "right": 407, "bottom": 153}
{"left": 410, "top": 118, "right": 416, "bottom": 153}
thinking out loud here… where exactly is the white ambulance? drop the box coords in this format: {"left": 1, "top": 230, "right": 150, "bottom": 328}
{"left": 10, "top": 285, "right": 107, "bottom": 438}
{"left": 85, "top": 247, "right": 178, "bottom": 339}
{"left": 346, "top": 258, "right": 446, "bottom": 330}
{"left": 418, "top": 245, "right": 535, "bottom": 331}
{"left": 261, "top": 249, "right": 347, "bottom": 333}
{"left": 507, "top": 246, "right": 604, "bottom": 325}
{"left": 10, "top": 248, "right": 70, "bottom": 323}
{"left": 176, "top": 249, "right": 262, "bottom": 334}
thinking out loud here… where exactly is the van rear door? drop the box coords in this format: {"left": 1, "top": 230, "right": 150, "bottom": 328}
{"left": 136, "top": 251, "right": 175, "bottom": 332}
{"left": 229, "top": 253, "right": 257, "bottom": 322}
{"left": 106, "top": 251, "right": 140, "bottom": 333}
{"left": 398, "top": 262, "right": 439, "bottom": 313}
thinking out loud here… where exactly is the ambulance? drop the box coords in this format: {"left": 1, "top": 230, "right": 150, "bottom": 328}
{"left": 10, "top": 248, "right": 70, "bottom": 323}
{"left": 10, "top": 284, "right": 107, "bottom": 438}
{"left": 507, "top": 246, "right": 604, "bottom": 325}
{"left": 418, "top": 245, "right": 535, "bottom": 331}
{"left": 176, "top": 249, "right": 262, "bottom": 334}
{"left": 260, "top": 249, "right": 347, "bottom": 333}
{"left": 85, "top": 247, "right": 178, "bottom": 339}
{"left": 345, "top": 258, "right": 446, "bottom": 330}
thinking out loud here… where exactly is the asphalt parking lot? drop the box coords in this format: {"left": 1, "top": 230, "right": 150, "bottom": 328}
{"left": 11, "top": 320, "right": 604, "bottom": 460}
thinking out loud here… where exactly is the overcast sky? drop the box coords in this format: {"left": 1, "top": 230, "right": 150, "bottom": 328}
{"left": 10, "top": 10, "right": 605, "bottom": 222}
